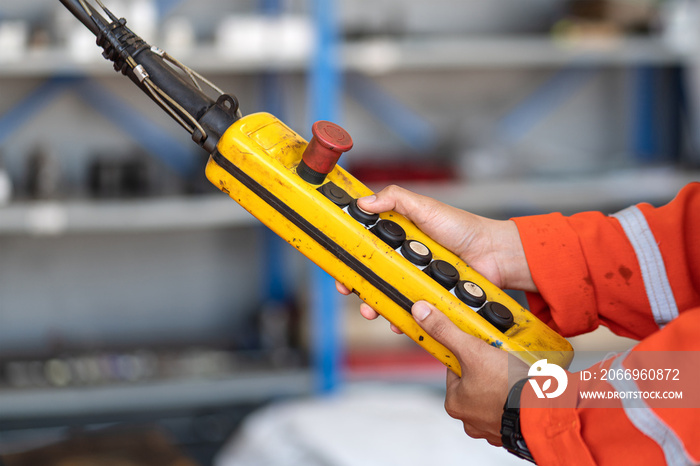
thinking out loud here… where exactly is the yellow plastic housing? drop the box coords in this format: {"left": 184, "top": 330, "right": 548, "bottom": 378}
{"left": 206, "top": 112, "right": 573, "bottom": 375}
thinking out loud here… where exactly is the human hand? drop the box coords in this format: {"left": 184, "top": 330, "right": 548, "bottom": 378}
{"left": 410, "top": 300, "right": 529, "bottom": 445}
{"left": 335, "top": 185, "right": 535, "bottom": 332}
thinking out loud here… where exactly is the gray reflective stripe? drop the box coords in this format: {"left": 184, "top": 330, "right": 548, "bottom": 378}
{"left": 612, "top": 206, "right": 678, "bottom": 327}
{"left": 609, "top": 354, "right": 697, "bottom": 466}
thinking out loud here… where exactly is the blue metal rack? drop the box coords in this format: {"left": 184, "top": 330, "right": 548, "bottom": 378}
{"left": 308, "top": 0, "right": 344, "bottom": 394}
{"left": 0, "top": 76, "right": 196, "bottom": 175}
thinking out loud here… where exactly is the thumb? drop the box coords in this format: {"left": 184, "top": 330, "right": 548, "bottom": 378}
{"left": 412, "top": 301, "right": 485, "bottom": 365}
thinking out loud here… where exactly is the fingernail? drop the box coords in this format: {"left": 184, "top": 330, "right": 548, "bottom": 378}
{"left": 413, "top": 302, "right": 432, "bottom": 321}
{"left": 359, "top": 195, "right": 376, "bottom": 204}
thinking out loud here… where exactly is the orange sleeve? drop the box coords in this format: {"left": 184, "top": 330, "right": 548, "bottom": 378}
{"left": 520, "top": 307, "right": 700, "bottom": 466}
{"left": 511, "top": 182, "right": 700, "bottom": 340}
{"left": 514, "top": 183, "right": 700, "bottom": 465}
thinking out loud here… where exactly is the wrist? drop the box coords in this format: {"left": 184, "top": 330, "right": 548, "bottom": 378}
{"left": 491, "top": 220, "right": 536, "bottom": 292}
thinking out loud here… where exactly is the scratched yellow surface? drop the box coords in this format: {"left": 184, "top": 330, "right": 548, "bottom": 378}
{"left": 205, "top": 112, "right": 573, "bottom": 375}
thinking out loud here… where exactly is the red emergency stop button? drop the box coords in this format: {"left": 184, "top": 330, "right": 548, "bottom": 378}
{"left": 297, "top": 121, "right": 353, "bottom": 184}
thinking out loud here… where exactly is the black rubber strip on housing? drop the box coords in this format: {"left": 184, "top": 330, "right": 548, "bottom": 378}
{"left": 212, "top": 150, "right": 414, "bottom": 313}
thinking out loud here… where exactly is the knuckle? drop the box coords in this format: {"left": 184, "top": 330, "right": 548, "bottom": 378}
{"left": 463, "top": 424, "right": 487, "bottom": 440}
{"left": 383, "top": 184, "right": 403, "bottom": 196}
{"left": 428, "top": 320, "right": 450, "bottom": 343}
{"left": 444, "top": 397, "right": 459, "bottom": 419}
{"left": 380, "top": 184, "right": 407, "bottom": 205}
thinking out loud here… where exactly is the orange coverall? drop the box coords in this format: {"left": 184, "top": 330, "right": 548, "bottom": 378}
{"left": 511, "top": 182, "right": 700, "bottom": 465}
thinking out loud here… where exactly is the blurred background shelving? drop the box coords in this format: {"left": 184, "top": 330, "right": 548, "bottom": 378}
{"left": 0, "top": 196, "right": 256, "bottom": 235}
{"left": 0, "top": 36, "right": 689, "bottom": 77}
{"left": 0, "top": 0, "right": 698, "bottom": 464}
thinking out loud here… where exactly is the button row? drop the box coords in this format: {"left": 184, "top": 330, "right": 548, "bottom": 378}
{"left": 318, "top": 182, "right": 514, "bottom": 332}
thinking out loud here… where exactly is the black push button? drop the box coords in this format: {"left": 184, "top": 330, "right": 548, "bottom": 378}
{"left": 370, "top": 220, "right": 406, "bottom": 249}
{"left": 318, "top": 182, "right": 353, "bottom": 208}
{"left": 425, "top": 260, "right": 460, "bottom": 290}
{"left": 348, "top": 199, "right": 379, "bottom": 225}
{"left": 478, "top": 302, "right": 514, "bottom": 332}
{"left": 401, "top": 240, "right": 432, "bottom": 266}
{"left": 455, "top": 280, "right": 487, "bottom": 308}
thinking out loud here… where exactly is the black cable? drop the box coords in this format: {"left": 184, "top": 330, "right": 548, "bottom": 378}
{"left": 58, "top": 0, "right": 106, "bottom": 36}
{"left": 59, "top": 0, "right": 240, "bottom": 152}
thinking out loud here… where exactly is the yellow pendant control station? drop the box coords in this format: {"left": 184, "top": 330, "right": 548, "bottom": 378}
{"left": 205, "top": 112, "right": 574, "bottom": 375}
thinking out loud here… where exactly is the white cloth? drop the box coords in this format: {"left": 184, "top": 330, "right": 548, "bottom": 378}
{"left": 215, "top": 384, "right": 530, "bottom": 466}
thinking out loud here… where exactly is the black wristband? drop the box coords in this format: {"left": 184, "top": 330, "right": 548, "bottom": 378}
{"left": 501, "top": 378, "right": 535, "bottom": 463}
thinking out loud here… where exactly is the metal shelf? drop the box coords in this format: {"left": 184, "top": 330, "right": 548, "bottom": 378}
{"left": 343, "top": 36, "right": 686, "bottom": 74}
{"left": 0, "top": 195, "right": 257, "bottom": 236}
{"left": 0, "top": 369, "right": 312, "bottom": 419}
{"left": 389, "top": 168, "right": 699, "bottom": 216}
{"left": 0, "top": 36, "right": 686, "bottom": 78}
{"left": 0, "top": 47, "right": 309, "bottom": 78}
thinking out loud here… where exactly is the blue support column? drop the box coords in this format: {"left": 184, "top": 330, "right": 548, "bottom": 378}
{"left": 309, "top": 0, "right": 341, "bottom": 124}
{"left": 628, "top": 65, "right": 686, "bottom": 165}
{"left": 309, "top": 0, "right": 343, "bottom": 393}
{"left": 630, "top": 66, "right": 659, "bottom": 164}
{"left": 673, "top": 65, "right": 695, "bottom": 164}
